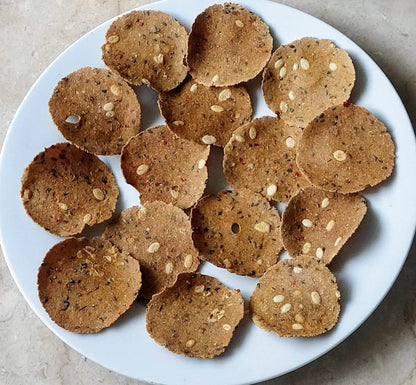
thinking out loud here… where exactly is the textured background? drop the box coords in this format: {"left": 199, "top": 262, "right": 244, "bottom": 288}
{"left": 1, "top": 1, "right": 415, "bottom": 384}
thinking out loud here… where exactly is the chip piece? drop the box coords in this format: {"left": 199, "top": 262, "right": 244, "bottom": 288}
{"left": 48, "top": 67, "right": 141, "bottom": 155}
{"left": 146, "top": 273, "right": 244, "bottom": 358}
{"left": 223, "top": 116, "right": 310, "bottom": 202}
{"left": 158, "top": 77, "right": 252, "bottom": 146}
{"left": 250, "top": 256, "right": 340, "bottom": 337}
{"left": 102, "top": 10, "right": 188, "bottom": 91}
{"left": 188, "top": 3, "right": 273, "bottom": 86}
{"left": 297, "top": 103, "right": 395, "bottom": 192}
{"left": 191, "top": 189, "right": 283, "bottom": 276}
{"left": 120, "top": 125, "right": 209, "bottom": 209}
{"left": 21, "top": 143, "right": 119, "bottom": 236}
{"left": 38, "top": 237, "right": 141, "bottom": 333}
{"left": 102, "top": 203, "right": 199, "bottom": 298}
{"left": 281, "top": 186, "right": 367, "bottom": 264}
{"left": 262, "top": 37, "right": 355, "bottom": 128}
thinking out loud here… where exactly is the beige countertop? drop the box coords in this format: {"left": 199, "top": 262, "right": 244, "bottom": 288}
{"left": 1, "top": 1, "right": 415, "bottom": 384}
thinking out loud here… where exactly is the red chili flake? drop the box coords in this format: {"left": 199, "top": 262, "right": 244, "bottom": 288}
{"left": 275, "top": 111, "right": 281, "bottom": 119}
{"left": 180, "top": 177, "right": 187, "bottom": 183}
{"left": 343, "top": 101, "right": 351, "bottom": 107}
{"left": 141, "top": 22, "right": 144, "bottom": 26}
{"left": 222, "top": 191, "right": 228, "bottom": 195}
{"left": 294, "top": 171, "right": 300, "bottom": 177}
{"left": 290, "top": 279, "right": 296, "bottom": 287}
{"left": 136, "top": 18, "right": 141, "bottom": 23}
{"left": 236, "top": 289, "right": 241, "bottom": 293}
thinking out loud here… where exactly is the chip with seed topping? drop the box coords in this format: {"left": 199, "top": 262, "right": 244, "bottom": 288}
{"left": 223, "top": 116, "right": 310, "bottom": 203}
{"left": 191, "top": 189, "right": 283, "bottom": 276}
{"left": 48, "top": 67, "right": 141, "bottom": 155}
{"left": 158, "top": 77, "right": 252, "bottom": 146}
{"left": 250, "top": 256, "right": 340, "bottom": 337}
{"left": 281, "top": 186, "right": 367, "bottom": 264}
{"left": 296, "top": 103, "right": 395, "bottom": 192}
{"left": 146, "top": 272, "right": 244, "bottom": 358}
{"left": 20, "top": 143, "right": 119, "bottom": 236}
{"left": 262, "top": 37, "right": 355, "bottom": 128}
{"left": 102, "top": 202, "right": 199, "bottom": 299}
{"left": 102, "top": 10, "right": 188, "bottom": 92}
{"left": 187, "top": 3, "right": 273, "bottom": 86}
{"left": 120, "top": 125, "right": 210, "bottom": 209}
{"left": 38, "top": 237, "right": 141, "bottom": 333}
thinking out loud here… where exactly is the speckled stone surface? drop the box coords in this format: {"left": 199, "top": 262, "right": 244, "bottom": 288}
{"left": 1, "top": 1, "right": 415, "bottom": 384}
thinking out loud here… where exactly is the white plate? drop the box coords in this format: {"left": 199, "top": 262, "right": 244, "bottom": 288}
{"left": 1, "top": 1, "right": 415, "bottom": 384}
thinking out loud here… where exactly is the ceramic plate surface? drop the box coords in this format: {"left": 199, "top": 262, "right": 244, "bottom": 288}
{"left": 0, "top": 1, "right": 415, "bottom": 384}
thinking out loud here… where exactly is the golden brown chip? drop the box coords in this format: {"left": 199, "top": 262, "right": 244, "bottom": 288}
{"left": 187, "top": 3, "right": 273, "bottom": 86}
{"left": 223, "top": 116, "right": 310, "bottom": 203}
{"left": 38, "top": 237, "right": 141, "bottom": 333}
{"left": 281, "top": 186, "right": 367, "bottom": 264}
{"left": 102, "top": 203, "right": 199, "bottom": 299}
{"left": 146, "top": 273, "right": 244, "bottom": 358}
{"left": 48, "top": 67, "right": 141, "bottom": 155}
{"left": 191, "top": 189, "right": 283, "bottom": 276}
{"left": 250, "top": 256, "right": 340, "bottom": 337}
{"left": 21, "top": 143, "right": 119, "bottom": 236}
{"left": 158, "top": 77, "right": 252, "bottom": 146}
{"left": 262, "top": 37, "right": 355, "bottom": 128}
{"left": 102, "top": 10, "right": 188, "bottom": 91}
{"left": 120, "top": 125, "right": 209, "bottom": 209}
{"left": 297, "top": 103, "right": 395, "bottom": 193}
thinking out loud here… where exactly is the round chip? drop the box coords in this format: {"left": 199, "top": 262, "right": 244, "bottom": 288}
{"left": 262, "top": 37, "right": 355, "bottom": 128}
{"left": 120, "top": 125, "right": 210, "bottom": 209}
{"left": 146, "top": 273, "right": 244, "bottom": 358}
{"left": 191, "top": 189, "right": 283, "bottom": 276}
{"left": 21, "top": 143, "right": 119, "bottom": 236}
{"left": 102, "top": 10, "right": 188, "bottom": 91}
{"left": 38, "top": 237, "right": 141, "bottom": 333}
{"left": 281, "top": 186, "right": 367, "bottom": 264}
{"left": 158, "top": 77, "right": 252, "bottom": 146}
{"left": 187, "top": 3, "right": 273, "bottom": 86}
{"left": 48, "top": 67, "right": 141, "bottom": 155}
{"left": 223, "top": 116, "right": 310, "bottom": 203}
{"left": 250, "top": 256, "right": 340, "bottom": 337}
{"left": 102, "top": 203, "right": 199, "bottom": 299}
{"left": 296, "top": 103, "right": 395, "bottom": 193}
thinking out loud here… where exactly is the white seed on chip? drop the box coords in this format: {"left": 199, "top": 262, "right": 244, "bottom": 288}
{"left": 83, "top": 213, "right": 92, "bottom": 223}
{"left": 316, "top": 247, "right": 324, "bottom": 259}
{"left": 136, "top": 164, "right": 149, "bottom": 175}
{"left": 58, "top": 202, "right": 68, "bottom": 211}
{"left": 195, "top": 285, "right": 204, "bottom": 293}
{"left": 279, "top": 101, "right": 288, "bottom": 112}
{"left": 273, "top": 295, "right": 284, "bottom": 303}
{"left": 292, "top": 323, "right": 303, "bottom": 330}
{"left": 274, "top": 58, "right": 284, "bottom": 69}
{"left": 107, "top": 35, "right": 120, "bottom": 43}
{"left": 218, "top": 89, "right": 232, "bottom": 101}
{"left": 106, "top": 111, "right": 115, "bottom": 118}
{"left": 248, "top": 126, "right": 257, "bottom": 139}
{"left": 300, "top": 58, "right": 310, "bottom": 70}
{"left": 212, "top": 74, "right": 219, "bottom": 83}
{"left": 234, "top": 134, "right": 245, "bottom": 143}
{"left": 186, "top": 339, "right": 195, "bottom": 348}
{"left": 190, "top": 83, "right": 198, "bottom": 92}
{"left": 293, "top": 266, "right": 302, "bottom": 274}
{"left": 335, "top": 290, "right": 341, "bottom": 298}
{"left": 184, "top": 255, "right": 193, "bottom": 269}
{"left": 266, "top": 184, "right": 277, "bottom": 196}
{"left": 210, "top": 105, "right": 224, "bottom": 113}
{"left": 285, "top": 136, "right": 296, "bottom": 148}
{"left": 197, "top": 159, "right": 206, "bottom": 169}
{"left": 302, "top": 219, "right": 313, "bottom": 228}
{"left": 165, "top": 262, "right": 173, "bottom": 274}
{"left": 302, "top": 242, "right": 312, "bottom": 254}
{"left": 333, "top": 150, "right": 347, "bottom": 161}
{"left": 321, "top": 198, "right": 330, "bottom": 208}
{"left": 92, "top": 188, "right": 105, "bottom": 201}
{"left": 235, "top": 19, "right": 244, "bottom": 28}
{"left": 326, "top": 220, "right": 335, "bottom": 231}
{"left": 329, "top": 62, "right": 338, "bottom": 71}
{"left": 288, "top": 90, "right": 296, "bottom": 100}
{"left": 223, "top": 259, "right": 231, "bottom": 268}
{"left": 334, "top": 236, "right": 343, "bottom": 247}
{"left": 170, "top": 189, "right": 179, "bottom": 199}
{"left": 110, "top": 85, "right": 121, "bottom": 96}
{"left": 293, "top": 63, "right": 299, "bottom": 70}
{"left": 311, "top": 291, "right": 321, "bottom": 304}
{"left": 103, "top": 102, "right": 114, "bottom": 112}
{"left": 173, "top": 120, "right": 184, "bottom": 126}
{"left": 295, "top": 313, "right": 304, "bottom": 323}
{"left": 202, "top": 135, "right": 216, "bottom": 145}
{"left": 153, "top": 53, "right": 164, "bottom": 64}
{"left": 223, "top": 323, "right": 232, "bottom": 331}
{"left": 281, "top": 303, "right": 292, "bottom": 314}
{"left": 257, "top": 259, "right": 263, "bottom": 265}
{"left": 279, "top": 66, "right": 287, "bottom": 79}
{"left": 254, "top": 221, "right": 271, "bottom": 233}
{"left": 147, "top": 242, "right": 160, "bottom": 253}
{"left": 141, "top": 78, "right": 151, "bottom": 86}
